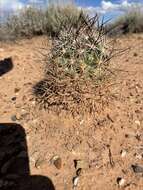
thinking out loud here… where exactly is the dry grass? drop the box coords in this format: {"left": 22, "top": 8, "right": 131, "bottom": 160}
{"left": 45, "top": 4, "right": 81, "bottom": 37}
{"left": 0, "top": 5, "right": 81, "bottom": 41}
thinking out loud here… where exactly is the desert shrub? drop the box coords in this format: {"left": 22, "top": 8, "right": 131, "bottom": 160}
{"left": 33, "top": 13, "right": 114, "bottom": 114}
{"left": 106, "top": 8, "right": 143, "bottom": 36}
{"left": 45, "top": 5, "right": 81, "bottom": 37}
{"left": 4, "top": 7, "right": 46, "bottom": 38}
{"left": 0, "top": 5, "right": 81, "bottom": 40}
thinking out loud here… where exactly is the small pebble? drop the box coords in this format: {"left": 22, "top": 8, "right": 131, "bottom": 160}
{"left": 76, "top": 168, "right": 82, "bottom": 176}
{"left": 16, "top": 113, "right": 21, "bottom": 120}
{"left": 80, "top": 120, "right": 84, "bottom": 125}
{"left": 135, "top": 120, "right": 141, "bottom": 126}
{"left": 73, "top": 176, "right": 79, "bottom": 189}
{"left": 120, "top": 150, "right": 127, "bottom": 157}
{"left": 133, "top": 52, "right": 138, "bottom": 57}
{"left": 15, "top": 104, "right": 21, "bottom": 108}
{"left": 11, "top": 115, "right": 17, "bottom": 121}
{"left": 32, "top": 101, "right": 36, "bottom": 105}
{"left": 74, "top": 159, "right": 89, "bottom": 170}
{"left": 14, "top": 88, "right": 20, "bottom": 93}
{"left": 131, "top": 164, "right": 143, "bottom": 173}
{"left": 21, "top": 108, "right": 27, "bottom": 113}
{"left": 35, "top": 157, "right": 46, "bottom": 169}
{"left": 51, "top": 155, "right": 62, "bottom": 169}
{"left": 117, "top": 177, "right": 126, "bottom": 187}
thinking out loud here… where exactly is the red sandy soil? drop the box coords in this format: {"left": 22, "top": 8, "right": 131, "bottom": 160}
{"left": 0, "top": 34, "right": 143, "bottom": 190}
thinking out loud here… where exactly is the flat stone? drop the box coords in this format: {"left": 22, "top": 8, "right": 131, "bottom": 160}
{"left": 11, "top": 115, "right": 17, "bottom": 121}
{"left": 51, "top": 155, "right": 62, "bottom": 170}
{"left": 35, "top": 157, "right": 46, "bottom": 169}
{"left": 131, "top": 164, "right": 143, "bottom": 173}
{"left": 120, "top": 150, "right": 127, "bottom": 157}
{"left": 73, "top": 176, "right": 79, "bottom": 188}
{"left": 74, "top": 159, "right": 89, "bottom": 170}
{"left": 14, "top": 88, "right": 20, "bottom": 93}
{"left": 117, "top": 177, "right": 126, "bottom": 187}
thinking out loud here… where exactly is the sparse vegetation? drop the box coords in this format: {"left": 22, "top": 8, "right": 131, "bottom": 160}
{"left": 0, "top": 3, "right": 116, "bottom": 114}
{"left": 107, "top": 8, "right": 143, "bottom": 36}
{"left": 0, "top": 5, "right": 81, "bottom": 40}
{"left": 33, "top": 13, "right": 114, "bottom": 114}
{"left": 45, "top": 5, "right": 81, "bottom": 37}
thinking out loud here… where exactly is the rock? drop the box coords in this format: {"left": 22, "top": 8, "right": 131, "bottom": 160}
{"left": 73, "top": 176, "right": 79, "bottom": 189}
{"left": 14, "top": 88, "right": 20, "bottom": 93}
{"left": 35, "top": 157, "right": 46, "bottom": 169}
{"left": 135, "top": 120, "right": 141, "bottom": 126}
{"left": 74, "top": 160, "right": 89, "bottom": 170}
{"left": 51, "top": 155, "right": 62, "bottom": 169}
{"left": 76, "top": 168, "right": 82, "bottom": 176}
{"left": 133, "top": 52, "right": 138, "bottom": 57}
{"left": 131, "top": 164, "right": 143, "bottom": 173}
{"left": 117, "top": 177, "right": 126, "bottom": 187}
{"left": 31, "top": 101, "right": 36, "bottom": 105}
{"left": 16, "top": 113, "right": 21, "bottom": 120}
{"left": 15, "top": 104, "right": 21, "bottom": 108}
{"left": 20, "top": 113, "right": 29, "bottom": 120}
{"left": 21, "top": 108, "right": 27, "bottom": 114}
{"left": 80, "top": 120, "right": 84, "bottom": 125}
{"left": 120, "top": 150, "right": 127, "bottom": 157}
{"left": 13, "top": 112, "right": 29, "bottom": 121}
{"left": 11, "top": 115, "right": 17, "bottom": 121}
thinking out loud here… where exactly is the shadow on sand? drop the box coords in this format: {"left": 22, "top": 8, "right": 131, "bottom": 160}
{"left": 0, "top": 58, "right": 13, "bottom": 77}
{"left": 0, "top": 123, "right": 55, "bottom": 190}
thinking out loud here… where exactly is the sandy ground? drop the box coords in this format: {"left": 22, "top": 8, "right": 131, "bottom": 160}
{"left": 0, "top": 34, "right": 143, "bottom": 190}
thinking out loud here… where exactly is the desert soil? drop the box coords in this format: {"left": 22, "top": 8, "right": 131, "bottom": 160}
{"left": 0, "top": 34, "right": 143, "bottom": 190}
